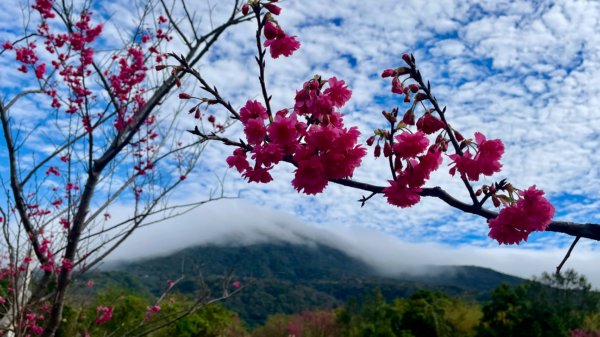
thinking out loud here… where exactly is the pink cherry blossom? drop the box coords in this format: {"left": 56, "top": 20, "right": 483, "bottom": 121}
{"left": 243, "top": 165, "right": 273, "bottom": 183}
{"left": 449, "top": 132, "right": 503, "bottom": 181}
{"left": 488, "top": 186, "right": 555, "bottom": 244}
{"left": 252, "top": 143, "right": 283, "bottom": 167}
{"left": 473, "top": 132, "right": 504, "bottom": 177}
{"left": 323, "top": 77, "right": 352, "bottom": 108}
{"left": 267, "top": 111, "right": 300, "bottom": 151}
{"left": 264, "top": 28, "right": 300, "bottom": 59}
{"left": 416, "top": 113, "right": 446, "bottom": 134}
{"left": 243, "top": 118, "right": 267, "bottom": 145}
{"left": 34, "top": 63, "right": 46, "bottom": 79}
{"left": 226, "top": 148, "right": 250, "bottom": 173}
{"left": 239, "top": 100, "right": 268, "bottom": 123}
{"left": 392, "top": 131, "right": 429, "bottom": 159}
{"left": 95, "top": 306, "right": 113, "bottom": 325}
{"left": 383, "top": 179, "right": 421, "bottom": 208}
{"left": 292, "top": 157, "right": 328, "bottom": 195}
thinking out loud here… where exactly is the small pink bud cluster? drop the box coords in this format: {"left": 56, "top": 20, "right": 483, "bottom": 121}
{"left": 95, "top": 306, "right": 113, "bottom": 325}
{"left": 145, "top": 305, "right": 161, "bottom": 321}
{"left": 245, "top": 1, "right": 300, "bottom": 59}
{"left": 227, "top": 76, "right": 365, "bottom": 194}
{"left": 24, "top": 311, "right": 45, "bottom": 335}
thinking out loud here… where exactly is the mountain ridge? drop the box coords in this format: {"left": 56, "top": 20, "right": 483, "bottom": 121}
{"left": 86, "top": 241, "right": 524, "bottom": 326}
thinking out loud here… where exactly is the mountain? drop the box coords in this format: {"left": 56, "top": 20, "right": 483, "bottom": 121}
{"left": 87, "top": 242, "right": 524, "bottom": 327}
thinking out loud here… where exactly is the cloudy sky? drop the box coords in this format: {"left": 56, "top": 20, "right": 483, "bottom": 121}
{"left": 1, "top": 0, "right": 599, "bottom": 285}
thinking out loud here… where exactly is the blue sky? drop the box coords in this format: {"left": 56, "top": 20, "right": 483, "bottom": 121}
{"left": 1, "top": 0, "right": 599, "bottom": 284}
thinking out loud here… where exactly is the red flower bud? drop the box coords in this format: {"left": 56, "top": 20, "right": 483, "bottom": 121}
{"left": 241, "top": 3, "right": 250, "bottom": 15}
{"left": 263, "top": 3, "right": 281, "bottom": 15}
{"left": 408, "top": 84, "right": 420, "bottom": 93}
{"left": 155, "top": 64, "right": 167, "bottom": 71}
{"left": 492, "top": 196, "right": 501, "bottom": 208}
{"left": 374, "top": 144, "right": 381, "bottom": 158}
{"left": 454, "top": 130, "right": 464, "bottom": 142}
{"left": 264, "top": 21, "right": 282, "bottom": 40}
{"left": 475, "top": 189, "right": 482, "bottom": 196}
{"left": 414, "top": 93, "right": 427, "bottom": 102}
{"left": 391, "top": 77, "right": 404, "bottom": 94}
{"left": 381, "top": 69, "right": 395, "bottom": 78}
{"left": 402, "top": 53, "right": 411, "bottom": 64}
{"left": 366, "top": 135, "right": 375, "bottom": 146}
{"left": 179, "top": 93, "right": 192, "bottom": 99}
{"left": 402, "top": 109, "right": 415, "bottom": 125}
{"left": 394, "top": 156, "right": 403, "bottom": 171}
{"left": 383, "top": 142, "right": 392, "bottom": 157}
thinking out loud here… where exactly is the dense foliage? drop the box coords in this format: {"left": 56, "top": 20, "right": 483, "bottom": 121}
{"left": 60, "top": 270, "right": 599, "bottom": 337}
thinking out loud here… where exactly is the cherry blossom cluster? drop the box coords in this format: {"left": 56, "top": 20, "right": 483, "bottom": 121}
{"left": 377, "top": 55, "right": 554, "bottom": 244}
{"left": 487, "top": 185, "right": 555, "bottom": 244}
{"left": 225, "top": 76, "right": 365, "bottom": 194}
{"left": 243, "top": 0, "right": 300, "bottom": 59}
{"left": 2, "top": 2, "right": 174, "bottom": 228}
{"left": 95, "top": 306, "right": 114, "bottom": 325}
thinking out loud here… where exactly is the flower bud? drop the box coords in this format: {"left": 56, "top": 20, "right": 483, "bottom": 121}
{"left": 241, "top": 3, "right": 250, "bottom": 15}
{"left": 366, "top": 135, "right": 375, "bottom": 146}
{"left": 408, "top": 84, "right": 420, "bottom": 93}
{"left": 414, "top": 93, "right": 427, "bottom": 102}
{"left": 263, "top": 3, "right": 281, "bottom": 15}
{"left": 155, "top": 64, "right": 167, "bottom": 71}
{"left": 178, "top": 93, "right": 192, "bottom": 99}
{"left": 394, "top": 156, "right": 403, "bottom": 171}
{"left": 402, "top": 54, "right": 411, "bottom": 63}
{"left": 264, "top": 20, "right": 280, "bottom": 40}
{"left": 374, "top": 144, "right": 381, "bottom": 158}
{"left": 454, "top": 130, "right": 464, "bottom": 142}
{"left": 402, "top": 109, "right": 415, "bottom": 125}
{"left": 475, "top": 189, "right": 482, "bottom": 196}
{"left": 383, "top": 142, "right": 392, "bottom": 157}
{"left": 391, "top": 77, "right": 403, "bottom": 94}
{"left": 381, "top": 69, "right": 395, "bottom": 78}
{"left": 492, "top": 196, "right": 501, "bottom": 208}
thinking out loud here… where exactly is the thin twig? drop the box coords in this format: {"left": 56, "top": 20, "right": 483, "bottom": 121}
{"left": 556, "top": 236, "right": 581, "bottom": 274}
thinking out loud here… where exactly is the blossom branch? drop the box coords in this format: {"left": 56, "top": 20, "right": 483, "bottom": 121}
{"left": 253, "top": 6, "right": 273, "bottom": 122}
{"left": 406, "top": 58, "right": 479, "bottom": 205}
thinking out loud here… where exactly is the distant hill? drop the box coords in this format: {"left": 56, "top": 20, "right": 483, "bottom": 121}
{"left": 86, "top": 242, "right": 524, "bottom": 327}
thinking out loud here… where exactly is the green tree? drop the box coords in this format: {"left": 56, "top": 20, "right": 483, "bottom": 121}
{"left": 337, "top": 290, "right": 403, "bottom": 337}
{"left": 477, "top": 270, "right": 599, "bottom": 337}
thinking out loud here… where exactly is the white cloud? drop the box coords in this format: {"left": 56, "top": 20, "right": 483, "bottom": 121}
{"left": 110, "top": 200, "right": 600, "bottom": 288}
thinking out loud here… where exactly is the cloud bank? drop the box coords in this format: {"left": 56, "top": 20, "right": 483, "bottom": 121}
{"left": 110, "top": 200, "right": 600, "bottom": 288}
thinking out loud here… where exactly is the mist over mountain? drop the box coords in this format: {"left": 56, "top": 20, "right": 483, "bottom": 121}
{"left": 107, "top": 200, "right": 600, "bottom": 289}
{"left": 95, "top": 240, "right": 524, "bottom": 326}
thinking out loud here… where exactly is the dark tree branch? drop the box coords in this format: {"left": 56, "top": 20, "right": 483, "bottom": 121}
{"left": 556, "top": 236, "right": 581, "bottom": 274}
